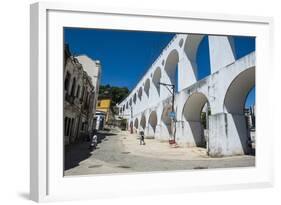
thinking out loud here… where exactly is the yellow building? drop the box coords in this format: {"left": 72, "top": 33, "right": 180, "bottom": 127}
{"left": 96, "top": 99, "right": 111, "bottom": 122}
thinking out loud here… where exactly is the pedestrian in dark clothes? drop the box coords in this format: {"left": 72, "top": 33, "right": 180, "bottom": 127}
{"left": 139, "top": 130, "right": 145, "bottom": 145}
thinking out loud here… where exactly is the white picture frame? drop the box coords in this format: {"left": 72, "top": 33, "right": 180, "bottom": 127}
{"left": 30, "top": 2, "right": 274, "bottom": 202}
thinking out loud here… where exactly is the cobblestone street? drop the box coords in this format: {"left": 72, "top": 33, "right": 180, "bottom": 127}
{"left": 64, "top": 129, "right": 255, "bottom": 176}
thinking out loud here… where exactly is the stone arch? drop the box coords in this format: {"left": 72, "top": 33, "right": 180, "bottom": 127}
{"left": 148, "top": 111, "right": 158, "bottom": 133}
{"left": 152, "top": 67, "right": 161, "bottom": 95}
{"left": 224, "top": 67, "right": 255, "bottom": 114}
{"left": 196, "top": 35, "right": 211, "bottom": 80}
{"left": 140, "top": 114, "right": 146, "bottom": 130}
{"left": 179, "top": 38, "right": 184, "bottom": 48}
{"left": 144, "top": 78, "right": 150, "bottom": 97}
{"left": 161, "top": 104, "right": 173, "bottom": 137}
{"left": 183, "top": 92, "right": 209, "bottom": 121}
{"left": 138, "top": 87, "right": 143, "bottom": 100}
{"left": 133, "top": 93, "right": 137, "bottom": 104}
{"left": 183, "top": 34, "right": 205, "bottom": 80}
{"left": 134, "top": 118, "right": 139, "bottom": 129}
{"left": 164, "top": 49, "right": 179, "bottom": 90}
{"left": 129, "top": 121, "right": 133, "bottom": 133}
{"left": 217, "top": 66, "right": 255, "bottom": 155}
{"left": 182, "top": 92, "right": 209, "bottom": 147}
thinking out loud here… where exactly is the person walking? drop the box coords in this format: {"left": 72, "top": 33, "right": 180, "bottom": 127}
{"left": 139, "top": 130, "right": 145, "bottom": 145}
{"left": 89, "top": 129, "right": 98, "bottom": 150}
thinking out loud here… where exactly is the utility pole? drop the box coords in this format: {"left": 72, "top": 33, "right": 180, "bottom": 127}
{"left": 158, "top": 82, "right": 176, "bottom": 143}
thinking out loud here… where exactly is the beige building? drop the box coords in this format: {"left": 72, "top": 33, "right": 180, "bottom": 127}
{"left": 64, "top": 45, "right": 101, "bottom": 145}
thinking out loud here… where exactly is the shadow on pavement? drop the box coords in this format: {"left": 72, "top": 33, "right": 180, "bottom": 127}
{"left": 64, "top": 130, "right": 117, "bottom": 171}
{"left": 18, "top": 192, "right": 30, "bottom": 200}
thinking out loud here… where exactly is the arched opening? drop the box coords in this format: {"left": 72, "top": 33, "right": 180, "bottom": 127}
{"left": 129, "top": 98, "right": 132, "bottom": 106}
{"left": 164, "top": 49, "right": 179, "bottom": 92}
{"left": 138, "top": 87, "right": 143, "bottom": 101}
{"left": 179, "top": 38, "right": 184, "bottom": 48}
{"left": 223, "top": 67, "right": 255, "bottom": 154}
{"left": 134, "top": 118, "right": 139, "bottom": 129}
{"left": 64, "top": 72, "right": 71, "bottom": 92}
{"left": 245, "top": 87, "right": 255, "bottom": 110}
{"left": 148, "top": 111, "right": 157, "bottom": 133}
{"left": 233, "top": 36, "right": 255, "bottom": 60}
{"left": 196, "top": 35, "right": 211, "bottom": 80}
{"left": 144, "top": 79, "right": 150, "bottom": 97}
{"left": 224, "top": 67, "right": 255, "bottom": 114}
{"left": 182, "top": 92, "right": 210, "bottom": 148}
{"left": 161, "top": 105, "right": 173, "bottom": 138}
{"left": 129, "top": 121, "right": 133, "bottom": 134}
{"left": 245, "top": 86, "right": 256, "bottom": 152}
{"left": 140, "top": 115, "right": 146, "bottom": 130}
{"left": 184, "top": 34, "right": 205, "bottom": 81}
{"left": 152, "top": 67, "right": 161, "bottom": 95}
{"left": 133, "top": 93, "right": 137, "bottom": 104}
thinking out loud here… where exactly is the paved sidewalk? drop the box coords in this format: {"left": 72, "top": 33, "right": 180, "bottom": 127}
{"left": 64, "top": 130, "right": 255, "bottom": 176}
{"left": 122, "top": 132, "right": 208, "bottom": 160}
{"left": 121, "top": 131, "right": 254, "bottom": 161}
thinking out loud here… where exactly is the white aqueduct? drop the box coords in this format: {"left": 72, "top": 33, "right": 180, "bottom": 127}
{"left": 117, "top": 34, "right": 255, "bottom": 157}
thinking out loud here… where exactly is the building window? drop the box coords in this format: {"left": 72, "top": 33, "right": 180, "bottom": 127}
{"left": 70, "top": 78, "right": 76, "bottom": 97}
{"left": 76, "top": 85, "right": 80, "bottom": 98}
{"left": 70, "top": 118, "right": 75, "bottom": 137}
{"left": 64, "top": 72, "right": 71, "bottom": 92}
{"left": 67, "top": 118, "right": 71, "bottom": 136}
{"left": 64, "top": 117, "right": 68, "bottom": 136}
{"left": 80, "top": 86, "right": 84, "bottom": 101}
{"left": 81, "top": 122, "right": 87, "bottom": 131}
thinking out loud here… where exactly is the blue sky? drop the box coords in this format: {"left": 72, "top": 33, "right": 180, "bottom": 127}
{"left": 64, "top": 28, "right": 255, "bottom": 107}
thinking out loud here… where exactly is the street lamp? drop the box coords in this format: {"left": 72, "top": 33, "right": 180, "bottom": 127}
{"left": 158, "top": 82, "right": 176, "bottom": 143}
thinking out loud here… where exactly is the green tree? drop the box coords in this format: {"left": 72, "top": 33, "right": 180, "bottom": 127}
{"left": 98, "top": 84, "right": 129, "bottom": 114}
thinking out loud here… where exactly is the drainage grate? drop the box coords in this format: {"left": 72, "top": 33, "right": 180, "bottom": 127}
{"left": 117, "top": 165, "right": 131, "bottom": 169}
{"left": 121, "top": 152, "right": 130, "bottom": 154}
{"left": 193, "top": 166, "right": 208, "bottom": 169}
{"left": 88, "top": 164, "right": 102, "bottom": 168}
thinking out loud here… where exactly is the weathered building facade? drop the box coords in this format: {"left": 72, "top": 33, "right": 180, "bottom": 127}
{"left": 96, "top": 98, "right": 112, "bottom": 123}
{"left": 118, "top": 34, "right": 255, "bottom": 157}
{"left": 64, "top": 45, "right": 101, "bottom": 145}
